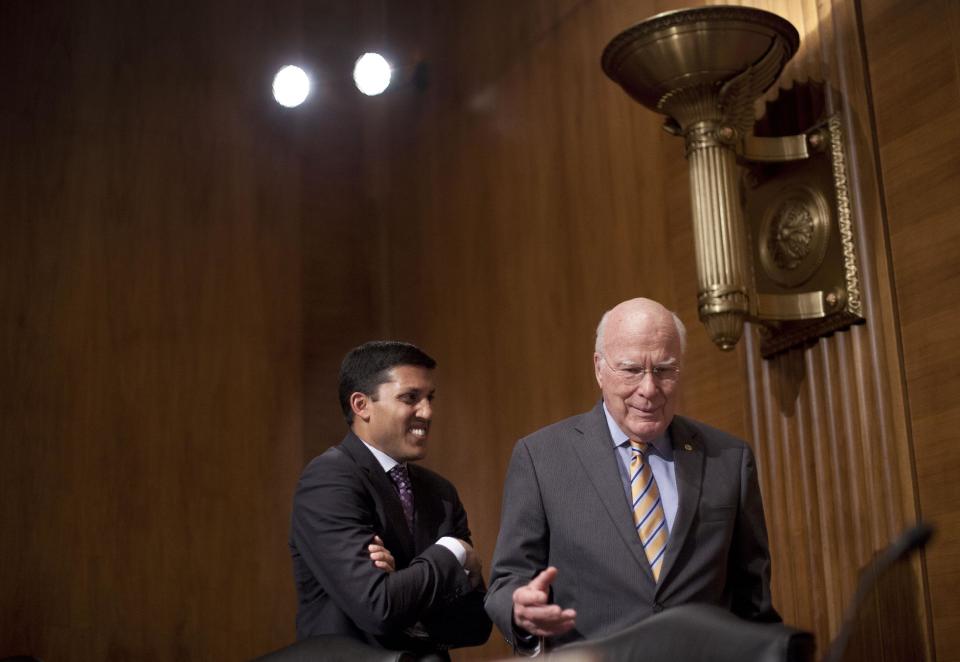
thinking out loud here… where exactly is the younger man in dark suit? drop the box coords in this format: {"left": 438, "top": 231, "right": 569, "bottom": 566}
{"left": 290, "top": 341, "right": 491, "bottom": 657}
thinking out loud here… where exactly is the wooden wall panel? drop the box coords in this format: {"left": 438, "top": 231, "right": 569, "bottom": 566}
{"left": 861, "top": 1, "right": 960, "bottom": 658}
{"left": 735, "top": 0, "right": 930, "bottom": 657}
{"left": 364, "top": 0, "right": 944, "bottom": 660}
{"left": 0, "top": 1, "right": 374, "bottom": 660}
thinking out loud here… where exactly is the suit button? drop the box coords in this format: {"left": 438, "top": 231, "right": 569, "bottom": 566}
{"left": 652, "top": 603, "right": 664, "bottom": 613}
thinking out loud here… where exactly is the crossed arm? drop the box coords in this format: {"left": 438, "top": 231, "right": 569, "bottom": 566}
{"left": 368, "top": 535, "right": 395, "bottom": 572}
{"left": 292, "top": 460, "right": 490, "bottom": 645}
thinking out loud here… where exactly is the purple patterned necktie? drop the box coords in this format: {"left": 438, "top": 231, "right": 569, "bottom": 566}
{"left": 388, "top": 464, "right": 415, "bottom": 532}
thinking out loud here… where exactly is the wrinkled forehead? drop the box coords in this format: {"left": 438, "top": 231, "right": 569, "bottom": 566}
{"left": 603, "top": 315, "right": 683, "bottom": 361}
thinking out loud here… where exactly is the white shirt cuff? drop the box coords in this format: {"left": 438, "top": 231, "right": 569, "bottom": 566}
{"left": 435, "top": 536, "right": 467, "bottom": 566}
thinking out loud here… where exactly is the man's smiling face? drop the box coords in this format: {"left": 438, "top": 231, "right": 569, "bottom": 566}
{"left": 356, "top": 365, "right": 435, "bottom": 462}
{"left": 594, "top": 300, "right": 683, "bottom": 443}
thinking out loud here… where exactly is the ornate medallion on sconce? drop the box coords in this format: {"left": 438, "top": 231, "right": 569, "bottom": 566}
{"left": 759, "top": 186, "right": 830, "bottom": 288}
{"left": 743, "top": 110, "right": 864, "bottom": 357}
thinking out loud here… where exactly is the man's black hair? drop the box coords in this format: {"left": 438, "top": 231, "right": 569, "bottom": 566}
{"left": 338, "top": 341, "right": 437, "bottom": 425}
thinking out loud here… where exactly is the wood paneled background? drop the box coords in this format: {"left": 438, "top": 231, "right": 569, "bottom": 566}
{"left": 861, "top": 0, "right": 960, "bottom": 658}
{"left": 1, "top": 1, "right": 957, "bottom": 661}
{"left": 0, "top": 1, "right": 377, "bottom": 660}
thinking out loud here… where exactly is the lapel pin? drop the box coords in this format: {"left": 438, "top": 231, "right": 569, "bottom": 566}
{"left": 683, "top": 443, "right": 693, "bottom": 452}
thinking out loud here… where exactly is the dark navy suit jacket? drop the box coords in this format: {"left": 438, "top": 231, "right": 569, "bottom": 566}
{"left": 290, "top": 432, "right": 491, "bottom": 654}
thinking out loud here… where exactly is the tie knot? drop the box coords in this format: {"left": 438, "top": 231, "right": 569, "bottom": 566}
{"left": 388, "top": 464, "right": 411, "bottom": 488}
{"left": 629, "top": 439, "right": 649, "bottom": 455}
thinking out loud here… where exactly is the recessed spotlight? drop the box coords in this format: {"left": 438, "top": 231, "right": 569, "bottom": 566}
{"left": 353, "top": 53, "right": 392, "bottom": 96}
{"left": 273, "top": 65, "right": 311, "bottom": 107}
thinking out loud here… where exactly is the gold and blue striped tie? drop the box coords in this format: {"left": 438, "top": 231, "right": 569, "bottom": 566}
{"left": 630, "top": 440, "right": 668, "bottom": 581}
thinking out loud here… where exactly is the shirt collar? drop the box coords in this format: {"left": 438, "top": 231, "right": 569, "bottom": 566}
{"left": 601, "top": 400, "right": 673, "bottom": 458}
{"left": 358, "top": 437, "right": 401, "bottom": 473}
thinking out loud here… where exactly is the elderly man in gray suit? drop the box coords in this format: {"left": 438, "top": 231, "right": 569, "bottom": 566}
{"left": 485, "top": 297, "right": 779, "bottom": 653}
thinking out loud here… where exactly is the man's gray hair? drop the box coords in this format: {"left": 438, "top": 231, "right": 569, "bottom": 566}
{"left": 594, "top": 306, "right": 687, "bottom": 355}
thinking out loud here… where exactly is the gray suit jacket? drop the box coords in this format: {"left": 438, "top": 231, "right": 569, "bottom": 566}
{"left": 484, "top": 403, "right": 778, "bottom": 648}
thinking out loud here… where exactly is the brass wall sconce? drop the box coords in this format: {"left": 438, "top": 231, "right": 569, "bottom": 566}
{"left": 602, "top": 6, "right": 863, "bottom": 356}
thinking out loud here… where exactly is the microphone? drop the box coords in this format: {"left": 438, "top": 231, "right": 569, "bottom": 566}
{"left": 822, "top": 522, "right": 934, "bottom": 662}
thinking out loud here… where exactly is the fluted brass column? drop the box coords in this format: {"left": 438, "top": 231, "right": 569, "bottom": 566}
{"left": 686, "top": 121, "right": 750, "bottom": 349}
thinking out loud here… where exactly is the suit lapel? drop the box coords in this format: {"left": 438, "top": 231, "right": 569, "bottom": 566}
{"left": 408, "top": 465, "right": 442, "bottom": 552}
{"left": 656, "top": 417, "right": 703, "bottom": 591}
{"left": 572, "top": 403, "right": 655, "bottom": 580}
{"left": 340, "top": 433, "right": 416, "bottom": 561}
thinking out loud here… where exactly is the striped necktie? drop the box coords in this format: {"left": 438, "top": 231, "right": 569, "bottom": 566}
{"left": 630, "top": 440, "right": 668, "bottom": 581}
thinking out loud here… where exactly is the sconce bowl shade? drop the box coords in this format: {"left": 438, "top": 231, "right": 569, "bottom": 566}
{"left": 601, "top": 6, "right": 798, "bottom": 117}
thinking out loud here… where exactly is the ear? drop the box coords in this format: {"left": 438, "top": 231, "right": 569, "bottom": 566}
{"left": 593, "top": 352, "right": 604, "bottom": 388}
{"left": 350, "top": 392, "right": 372, "bottom": 423}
